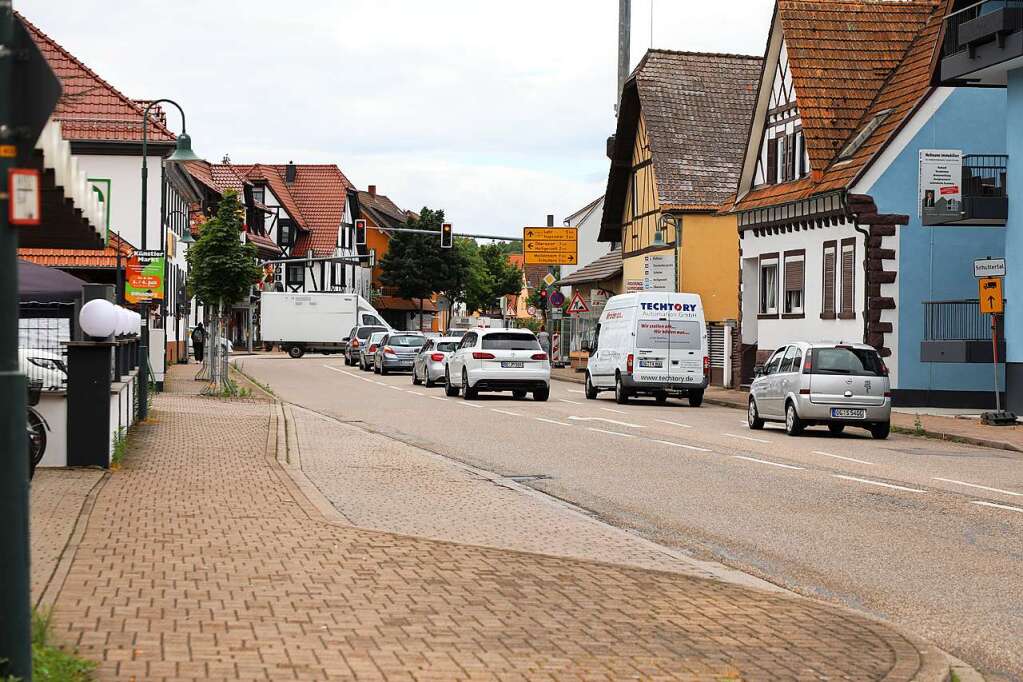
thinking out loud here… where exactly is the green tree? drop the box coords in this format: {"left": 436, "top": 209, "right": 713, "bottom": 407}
{"left": 379, "top": 207, "right": 463, "bottom": 330}
{"left": 481, "top": 243, "right": 524, "bottom": 312}
{"left": 186, "top": 191, "right": 262, "bottom": 392}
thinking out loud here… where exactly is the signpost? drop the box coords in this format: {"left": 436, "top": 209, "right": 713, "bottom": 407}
{"left": 549, "top": 290, "right": 565, "bottom": 308}
{"left": 523, "top": 227, "right": 578, "bottom": 265}
{"left": 976, "top": 263, "right": 1014, "bottom": 424}
{"left": 974, "top": 257, "right": 1006, "bottom": 278}
{"left": 567, "top": 292, "right": 590, "bottom": 315}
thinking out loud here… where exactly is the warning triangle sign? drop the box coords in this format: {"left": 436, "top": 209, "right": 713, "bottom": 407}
{"left": 567, "top": 292, "right": 590, "bottom": 315}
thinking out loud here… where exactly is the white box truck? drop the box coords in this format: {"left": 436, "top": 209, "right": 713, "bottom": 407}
{"left": 260, "top": 292, "right": 389, "bottom": 358}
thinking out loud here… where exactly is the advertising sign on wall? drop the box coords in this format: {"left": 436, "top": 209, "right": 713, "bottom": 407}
{"left": 643, "top": 253, "right": 675, "bottom": 292}
{"left": 125, "top": 249, "right": 165, "bottom": 304}
{"left": 919, "top": 149, "right": 962, "bottom": 225}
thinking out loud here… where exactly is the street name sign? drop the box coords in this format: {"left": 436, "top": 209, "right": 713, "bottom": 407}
{"left": 979, "top": 277, "right": 1004, "bottom": 314}
{"left": 974, "top": 258, "right": 1006, "bottom": 278}
{"left": 524, "top": 227, "right": 578, "bottom": 265}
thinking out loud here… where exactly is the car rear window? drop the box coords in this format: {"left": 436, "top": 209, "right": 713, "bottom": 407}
{"left": 810, "top": 347, "right": 884, "bottom": 376}
{"left": 436, "top": 342, "right": 458, "bottom": 352}
{"left": 357, "top": 326, "right": 386, "bottom": 339}
{"left": 389, "top": 335, "right": 426, "bottom": 347}
{"left": 481, "top": 333, "right": 541, "bottom": 351}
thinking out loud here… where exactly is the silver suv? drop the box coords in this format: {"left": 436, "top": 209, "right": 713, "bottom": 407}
{"left": 747, "top": 342, "right": 891, "bottom": 439}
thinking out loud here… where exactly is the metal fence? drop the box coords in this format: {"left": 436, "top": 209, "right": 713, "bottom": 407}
{"left": 963, "top": 154, "right": 1008, "bottom": 198}
{"left": 18, "top": 305, "right": 74, "bottom": 391}
{"left": 923, "top": 299, "right": 1002, "bottom": 341}
{"left": 942, "top": 0, "right": 1023, "bottom": 58}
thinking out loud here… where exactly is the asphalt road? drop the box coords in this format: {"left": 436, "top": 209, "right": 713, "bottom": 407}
{"left": 240, "top": 354, "right": 1023, "bottom": 681}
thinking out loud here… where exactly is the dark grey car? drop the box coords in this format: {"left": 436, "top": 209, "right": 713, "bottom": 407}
{"left": 344, "top": 325, "right": 387, "bottom": 366}
{"left": 373, "top": 333, "right": 426, "bottom": 374}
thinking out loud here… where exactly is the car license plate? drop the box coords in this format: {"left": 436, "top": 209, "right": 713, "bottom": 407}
{"left": 831, "top": 408, "right": 866, "bottom": 419}
{"left": 638, "top": 358, "right": 663, "bottom": 368}
{"left": 501, "top": 361, "right": 524, "bottom": 368}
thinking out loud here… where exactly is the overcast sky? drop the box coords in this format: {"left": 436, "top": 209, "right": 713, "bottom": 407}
{"left": 20, "top": 0, "right": 774, "bottom": 238}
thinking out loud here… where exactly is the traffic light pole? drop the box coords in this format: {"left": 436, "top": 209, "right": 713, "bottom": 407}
{"left": 0, "top": 2, "right": 33, "bottom": 677}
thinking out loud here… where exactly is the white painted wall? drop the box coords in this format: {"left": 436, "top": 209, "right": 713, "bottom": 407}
{"left": 740, "top": 219, "right": 864, "bottom": 354}
{"left": 561, "top": 196, "right": 608, "bottom": 280}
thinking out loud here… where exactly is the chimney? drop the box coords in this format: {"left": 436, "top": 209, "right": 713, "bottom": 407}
{"left": 368, "top": 184, "right": 377, "bottom": 197}
{"left": 285, "top": 161, "right": 296, "bottom": 183}
{"left": 546, "top": 214, "right": 554, "bottom": 227}
{"left": 221, "top": 154, "right": 231, "bottom": 164}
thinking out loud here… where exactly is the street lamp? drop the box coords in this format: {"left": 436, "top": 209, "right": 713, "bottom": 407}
{"left": 138, "top": 99, "right": 198, "bottom": 412}
{"left": 653, "top": 213, "right": 681, "bottom": 293}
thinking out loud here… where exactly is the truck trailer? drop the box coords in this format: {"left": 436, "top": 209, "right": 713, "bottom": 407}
{"left": 260, "top": 292, "right": 389, "bottom": 358}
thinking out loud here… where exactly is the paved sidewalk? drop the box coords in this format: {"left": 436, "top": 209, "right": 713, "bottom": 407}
{"left": 40, "top": 364, "right": 952, "bottom": 680}
{"left": 552, "top": 365, "right": 1023, "bottom": 454}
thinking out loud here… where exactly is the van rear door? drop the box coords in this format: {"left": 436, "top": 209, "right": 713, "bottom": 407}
{"left": 808, "top": 346, "right": 888, "bottom": 406}
{"left": 634, "top": 297, "right": 703, "bottom": 385}
{"left": 633, "top": 296, "right": 672, "bottom": 384}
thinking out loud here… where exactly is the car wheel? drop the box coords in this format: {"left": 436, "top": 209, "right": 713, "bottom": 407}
{"left": 425, "top": 373, "right": 436, "bottom": 388}
{"left": 688, "top": 389, "right": 704, "bottom": 408}
{"left": 615, "top": 374, "right": 629, "bottom": 404}
{"left": 380, "top": 364, "right": 388, "bottom": 375}
{"left": 584, "top": 374, "right": 598, "bottom": 400}
{"left": 785, "top": 401, "right": 804, "bottom": 436}
{"left": 748, "top": 398, "right": 765, "bottom": 430}
{"left": 462, "top": 370, "right": 477, "bottom": 400}
{"left": 870, "top": 422, "right": 890, "bottom": 440}
{"left": 288, "top": 345, "right": 304, "bottom": 359}
{"left": 412, "top": 368, "right": 422, "bottom": 385}
{"left": 444, "top": 368, "right": 460, "bottom": 396}
{"left": 513, "top": 390, "right": 527, "bottom": 399}
{"left": 828, "top": 423, "right": 845, "bottom": 435}
{"left": 533, "top": 386, "right": 550, "bottom": 402}
{"left": 655, "top": 392, "right": 668, "bottom": 405}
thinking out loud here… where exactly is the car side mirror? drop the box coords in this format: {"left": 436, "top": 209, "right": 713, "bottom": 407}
{"left": 754, "top": 363, "right": 765, "bottom": 377}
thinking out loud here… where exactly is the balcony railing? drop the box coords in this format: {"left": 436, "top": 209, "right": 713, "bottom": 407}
{"left": 940, "top": 0, "right": 1023, "bottom": 84}
{"left": 922, "top": 154, "right": 1008, "bottom": 225}
{"left": 924, "top": 300, "right": 1000, "bottom": 341}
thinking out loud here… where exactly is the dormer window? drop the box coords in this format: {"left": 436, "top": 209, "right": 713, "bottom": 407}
{"left": 837, "top": 109, "right": 892, "bottom": 161}
{"left": 252, "top": 185, "right": 265, "bottom": 205}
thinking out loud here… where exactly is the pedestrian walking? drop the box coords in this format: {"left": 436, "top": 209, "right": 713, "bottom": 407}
{"left": 191, "top": 322, "right": 206, "bottom": 362}
{"left": 536, "top": 325, "right": 551, "bottom": 356}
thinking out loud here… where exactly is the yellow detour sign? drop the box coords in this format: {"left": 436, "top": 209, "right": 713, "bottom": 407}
{"left": 979, "top": 277, "right": 1004, "bottom": 314}
{"left": 523, "top": 227, "right": 578, "bottom": 265}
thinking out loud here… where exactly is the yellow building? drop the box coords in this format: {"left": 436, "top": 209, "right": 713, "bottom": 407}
{"left": 598, "top": 49, "right": 761, "bottom": 385}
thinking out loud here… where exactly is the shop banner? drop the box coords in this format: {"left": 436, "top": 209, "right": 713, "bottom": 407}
{"left": 125, "top": 249, "right": 165, "bottom": 303}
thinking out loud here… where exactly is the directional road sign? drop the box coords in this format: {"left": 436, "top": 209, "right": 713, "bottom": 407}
{"left": 523, "top": 227, "right": 578, "bottom": 265}
{"left": 979, "top": 277, "right": 1004, "bottom": 314}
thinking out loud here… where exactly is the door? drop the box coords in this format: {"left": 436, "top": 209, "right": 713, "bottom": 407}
{"left": 757, "top": 346, "right": 788, "bottom": 418}
{"left": 588, "top": 323, "right": 611, "bottom": 386}
{"left": 633, "top": 296, "right": 671, "bottom": 385}
{"left": 775, "top": 345, "right": 804, "bottom": 411}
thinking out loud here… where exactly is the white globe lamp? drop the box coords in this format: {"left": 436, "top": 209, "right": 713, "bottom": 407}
{"left": 132, "top": 311, "right": 141, "bottom": 336}
{"left": 79, "top": 299, "right": 118, "bottom": 339}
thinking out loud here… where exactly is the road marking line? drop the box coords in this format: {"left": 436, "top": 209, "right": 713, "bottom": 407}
{"left": 491, "top": 409, "right": 522, "bottom": 417}
{"left": 407, "top": 391, "right": 426, "bottom": 397}
{"left": 457, "top": 402, "right": 482, "bottom": 408}
{"left": 536, "top": 417, "right": 572, "bottom": 426}
{"left": 652, "top": 439, "right": 712, "bottom": 452}
{"left": 374, "top": 381, "right": 388, "bottom": 386}
{"left": 601, "top": 407, "right": 627, "bottom": 414}
{"left": 587, "top": 427, "right": 635, "bottom": 438}
{"left": 558, "top": 398, "right": 583, "bottom": 405}
{"left": 386, "top": 385, "right": 404, "bottom": 391}
{"left": 428, "top": 396, "right": 448, "bottom": 402}
{"left": 568, "top": 389, "right": 584, "bottom": 394}
{"left": 812, "top": 450, "right": 876, "bottom": 466}
{"left": 833, "top": 475, "right": 926, "bottom": 493}
{"left": 567, "top": 416, "right": 645, "bottom": 428}
{"left": 655, "top": 419, "right": 692, "bottom": 429}
{"left": 724, "top": 432, "right": 771, "bottom": 444}
{"left": 732, "top": 455, "right": 804, "bottom": 470}
{"left": 971, "top": 500, "right": 1023, "bottom": 513}
{"left": 934, "top": 478, "right": 1022, "bottom": 497}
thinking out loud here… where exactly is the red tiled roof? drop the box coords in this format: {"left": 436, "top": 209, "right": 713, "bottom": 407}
{"left": 374, "top": 296, "right": 438, "bottom": 313}
{"left": 245, "top": 232, "right": 283, "bottom": 258}
{"left": 19, "top": 12, "right": 176, "bottom": 143}
{"left": 181, "top": 160, "right": 223, "bottom": 195}
{"left": 19, "top": 232, "right": 136, "bottom": 269}
{"left": 357, "top": 190, "right": 407, "bottom": 229}
{"left": 734, "top": 0, "right": 942, "bottom": 213}
{"left": 209, "top": 164, "right": 251, "bottom": 196}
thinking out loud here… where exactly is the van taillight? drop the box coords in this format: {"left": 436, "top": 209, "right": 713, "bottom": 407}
{"left": 430, "top": 353, "right": 444, "bottom": 362}
{"left": 884, "top": 391, "right": 892, "bottom": 398}
{"left": 703, "top": 355, "right": 710, "bottom": 377}
{"left": 802, "top": 356, "right": 813, "bottom": 374}
{"left": 626, "top": 354, "right": 634, "bottom": 374}
{"left": 880, "top": 360, "right": 890, "bottom": 377}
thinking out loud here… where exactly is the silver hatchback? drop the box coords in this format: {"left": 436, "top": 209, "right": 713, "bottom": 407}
{"left": 748, "top": 342, "right": 891, "bottom": 439}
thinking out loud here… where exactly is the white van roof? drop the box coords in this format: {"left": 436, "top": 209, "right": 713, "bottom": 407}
{"left": 604, "top": 292, "right": 702, "bottom": 308}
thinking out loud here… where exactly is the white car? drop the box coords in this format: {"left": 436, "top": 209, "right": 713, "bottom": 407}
{"left": 412, "top": 336, "right": 463, "bottom": 387}
{"left": 445, "top": 328, "right": 550, "bottom": 401}
{"left": 19, "top": 348, "right": 67, "bottom": 391}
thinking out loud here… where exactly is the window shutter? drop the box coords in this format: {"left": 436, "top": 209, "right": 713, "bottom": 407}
{"left": 785, "top": 257, "right": 803, "bottom": 292}
{"left": 766, "top": 136, "right": 778, "bottom": 184}
{"left": 823, "top": 247, "right": 836, "bottom": 314}
{"left": 841, "top": 244, "right": 855, "bottom": 314}
{"left": 783, "top": 134, "right": 795, "bottom": 182}
{"left": 797, "top": 131, "right": 806, "bottom": 178}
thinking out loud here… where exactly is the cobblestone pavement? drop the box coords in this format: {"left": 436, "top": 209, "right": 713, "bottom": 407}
{"left": 29, "top": 467, "right": 105, "bottom": 606}
{"left": 44, "top": 365, "right": 947, "bottom": 681}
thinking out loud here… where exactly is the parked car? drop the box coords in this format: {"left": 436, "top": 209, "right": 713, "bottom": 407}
{"left": 444, "top": 328, "right": 550, "bottom": 401}
{"left": 412, "top": 336, "right": 463, "bottom": 387}
{"left": 18, "top": 348, "right": 67, "bottom": 391}
{"left": 345, "top": 325, "right": 388, "bottom": 365}
{"left": 747, "top": 342, "right": 891, "bottom": 439}
{"left": 584, "top": 292, "right": 709, "bottom": 407}
{"left": 373, "top": 332, "right": 427, "bottom": 374}
{"left": 359, "top": 331, "right": 389, "bottom": 371}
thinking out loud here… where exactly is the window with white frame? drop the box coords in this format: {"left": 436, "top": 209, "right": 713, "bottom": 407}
{"left": 758, "top": 255, "right": 779, "bottom": 315}
{"left": 783, "top": 250, "right": 804, "bottom": 315}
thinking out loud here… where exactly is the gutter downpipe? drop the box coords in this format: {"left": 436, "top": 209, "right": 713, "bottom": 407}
{"left": 848, "top": 192, "right": 871, "bottom": 346}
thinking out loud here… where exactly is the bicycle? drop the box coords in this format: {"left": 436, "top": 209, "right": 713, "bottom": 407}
{"left": 26, "top": 379, "right": 49, "bottom": 480}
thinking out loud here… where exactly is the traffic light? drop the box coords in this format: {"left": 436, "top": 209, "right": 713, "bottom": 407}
{"left": 355, "top": 219, "right": 367, "bottom": 246}
{"left": 538, "top": 288, "right": 548, "bottom": 310}
{"left": 440, "top": 223, "right": 453, "bottom": 249}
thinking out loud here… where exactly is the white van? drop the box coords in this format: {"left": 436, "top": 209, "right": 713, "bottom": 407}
{"left": 584, "top": 292, "right": 709, "bottom": 407}
{"left": 261, "top": 292, "right": 389, "bottom": 358}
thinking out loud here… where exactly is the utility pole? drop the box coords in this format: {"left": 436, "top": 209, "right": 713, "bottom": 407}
{"left": 617, "top": 0, "right": 631, "bottom": 107}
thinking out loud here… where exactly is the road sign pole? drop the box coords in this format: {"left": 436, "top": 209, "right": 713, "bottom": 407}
{"left": 993, "top": 313, "right": 1002, "bottom": 412}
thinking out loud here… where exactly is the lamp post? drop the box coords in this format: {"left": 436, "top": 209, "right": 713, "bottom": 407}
{"left": 138, "top": 99, "right": 199, "bottom": 415}
{"left": 178, "top": 228, "right": 195, "bottom": 363}
{"left": 652, "top": 213, "right": 682, "bottom": 293}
